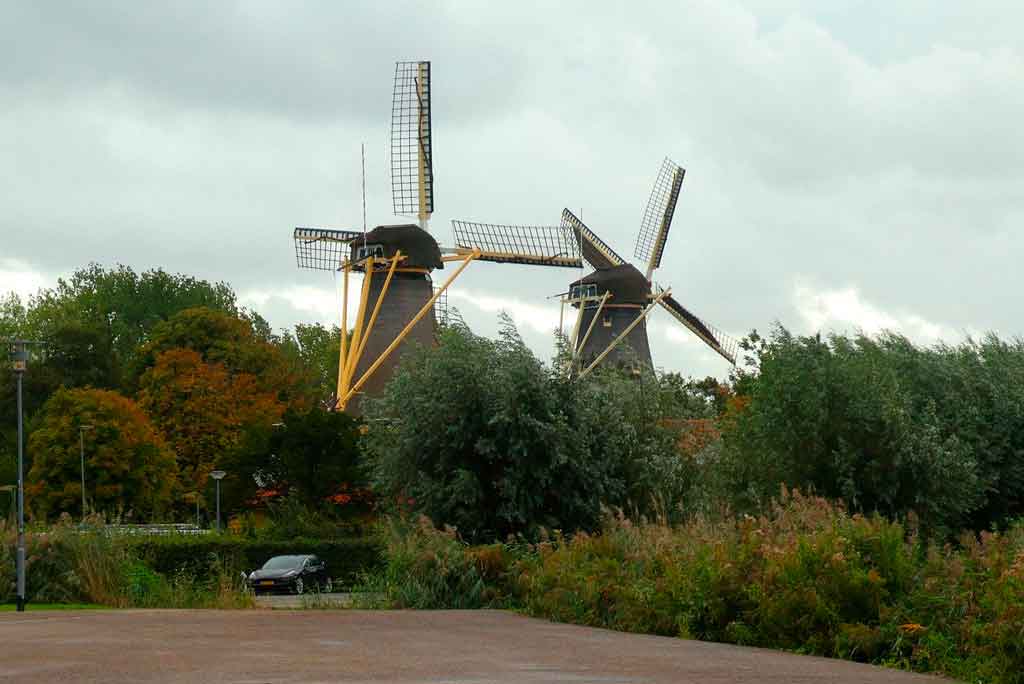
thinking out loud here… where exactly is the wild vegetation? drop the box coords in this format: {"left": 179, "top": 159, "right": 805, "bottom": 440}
{"left": 360, "top": 493, "right": 1024, "bottom": 683}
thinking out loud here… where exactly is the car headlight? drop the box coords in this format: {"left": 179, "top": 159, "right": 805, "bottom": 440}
{"left": 284, "top": 570, "right": 298, "bottom": 577}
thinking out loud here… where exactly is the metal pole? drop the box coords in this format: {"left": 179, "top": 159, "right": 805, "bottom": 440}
{"left": 80, "top": 429, "right": 87, "bottom": 519}
{"left": 16, "top": 370, "right": 26, "bottom": 612}
{"left": 196, "top": 495, "right": 200, "bottom": 528}
{"left": 215, "top": 479, "right": 221, "bottom": 533}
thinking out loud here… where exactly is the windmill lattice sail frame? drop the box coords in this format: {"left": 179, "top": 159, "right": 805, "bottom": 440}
{"left": 391, "top": 61, "right": 433, "bottom": 222}
{"left": 294, "top": 227, "right": 364, "bottom": 271}
{"left": 562, "top": 209, "right": 626, "bottom": 269}
{"left": 635, "top": 157, "right": 684, "bottom": 278}
{"left": 452, "top": 220, "right": 582, "bottom": 267}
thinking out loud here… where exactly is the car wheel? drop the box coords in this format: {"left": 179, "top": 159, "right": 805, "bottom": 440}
{"left": 294, "top": 577, "right": 304, "bottom": 595}
{"left": 323, "top": 577, "right": 333, "bottom": 593}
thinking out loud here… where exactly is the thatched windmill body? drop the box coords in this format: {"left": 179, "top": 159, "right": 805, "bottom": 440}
{"left": 563, "top": 159, "right": 737, "bottom": 376}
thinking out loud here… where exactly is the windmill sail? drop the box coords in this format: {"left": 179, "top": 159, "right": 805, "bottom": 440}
{"left": 562, "top": 208, "right": 625, "bottom": 270}
{"left": 657, "top": 291, "right": 737, "bottom": 364}
{"left": 294, "top": 227, "right": 363, "bottom": 271}
{"left": 635, "top": 158, "right": 684, "bottom": 279}
{"left": 391, "top": 61, "right": 433, "bottom": 223}
{"left": 452, "top": 220, "right": 582, "bottom": 267}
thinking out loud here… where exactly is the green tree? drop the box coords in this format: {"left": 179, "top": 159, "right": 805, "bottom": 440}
{"left": 278, "top": 323, "right": 341, "bottom": 403}
{"left": 26, "top": 388, "right": 178, "bottom": 520}
{"left": 719, "top": 326, "right": 987, "bottom": 531}
{"left": 26, "top": 264, "right": 240, "bottom": 386}
{"left": 364, "top": 318, "right": 684, "bottom": 542}
{"left": 227, "top": 406, "right": 364, "bottom": 512}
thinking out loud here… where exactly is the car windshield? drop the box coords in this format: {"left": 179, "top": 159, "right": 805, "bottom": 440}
{"left": 261, "top": 556, "right": 304, "bottom": 570}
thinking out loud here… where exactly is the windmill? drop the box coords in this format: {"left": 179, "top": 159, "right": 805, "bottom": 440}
{"left": 293, "top": 61, "right": 583, "bottom": 413}
{"left": 562, "top": 158, "right": 737, "bottom": 377}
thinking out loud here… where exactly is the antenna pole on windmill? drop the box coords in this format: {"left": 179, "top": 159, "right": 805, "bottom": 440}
{"left": 361, "top": 142, "right": 368, "bottom": 249}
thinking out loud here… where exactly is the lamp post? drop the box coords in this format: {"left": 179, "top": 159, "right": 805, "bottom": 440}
{"left": 210, "top": 470, "right": 226, "bottom": 533}
{"left": 8, "top": 339, "right": 42, "bottom": 612}
{"left": 79, "top": 425, "right": 93, "bottom": 520}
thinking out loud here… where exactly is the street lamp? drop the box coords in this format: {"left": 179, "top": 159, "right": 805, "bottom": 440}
{"left": 8, "top": 339, "right": 43, "bottom": 612}
{"left": 79, "top": 425, "right": 93, "bottom": 520}
{"left": 210, "top": 470, "right": 226, "bottom": 533}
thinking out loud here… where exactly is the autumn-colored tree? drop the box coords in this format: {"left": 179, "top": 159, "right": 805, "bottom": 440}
{"left": 26, "top": 388, "right": 178, "bottom": 520}
{"left": 137, "top": 348, "right": 284, "bottom": 495}
{"left": 134, "top": 307, "right": 312, "bottom": 407}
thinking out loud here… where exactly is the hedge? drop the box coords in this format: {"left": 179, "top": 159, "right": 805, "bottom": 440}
{"left": 128, "top": 536, "right": 381, "bottom": 588}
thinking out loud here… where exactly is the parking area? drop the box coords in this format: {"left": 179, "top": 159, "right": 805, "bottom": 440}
{"left": 253, "top": 591, "right": 357, "bottom": 609}
{"left": 0, "top": 609, "right": 944, "bottom": 683}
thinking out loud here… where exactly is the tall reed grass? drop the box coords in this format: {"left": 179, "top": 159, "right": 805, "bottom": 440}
{"left": 364, "top": 491, "right": 1024, "bottom": 683}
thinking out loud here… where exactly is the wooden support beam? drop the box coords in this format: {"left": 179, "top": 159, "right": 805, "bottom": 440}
{"left": 340, "top": 250, "right": 479, "bottom": 410}
{"left": 336, "top": 263, "right": 351, "bottom": 402}
{"left": 574, "top": 292, "right": 611, "bottom": 369}
{"left": 343, "top": 257, "right": 375, "bottom": 391}
{"left": 350, "top": 251, "right": 402, "bottom": 377}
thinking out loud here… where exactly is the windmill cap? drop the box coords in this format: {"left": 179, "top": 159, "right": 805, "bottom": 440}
{"left": 570, "top": 263, "right": 650, "bottom": 304}
{"left": 352, "top": 224, "right": 443, "bottom": 271}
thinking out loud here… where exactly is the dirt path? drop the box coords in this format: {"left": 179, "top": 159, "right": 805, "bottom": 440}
{"left": 0, "top": 609, "right": 948, "bottom": 683}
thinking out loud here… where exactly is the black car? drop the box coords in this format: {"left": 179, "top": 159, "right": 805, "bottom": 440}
{"left": 246, "top": 554, "right": 332, "bottom": 595}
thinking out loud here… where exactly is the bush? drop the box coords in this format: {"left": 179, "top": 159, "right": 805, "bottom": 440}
{"left": 364, "top": 319, "right": 692, "bottom": 542}
{"left": 127, "top": 534, "right": 381, "bottom": 588}
{"left": 720, "top": 328, "right": 1024, "bottom": 531}
{"left": 363, "top": 495, "right": 1024, "bottom": 683}
{"left": 356, "top": 516, "right": 516, "bottom": 609}
{"left": 1, "top": 521, "right": 258, "bottom": 608}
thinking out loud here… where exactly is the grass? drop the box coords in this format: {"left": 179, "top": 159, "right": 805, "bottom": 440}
{"left": 0, "top": 603, "right": 105, "bottom": 611}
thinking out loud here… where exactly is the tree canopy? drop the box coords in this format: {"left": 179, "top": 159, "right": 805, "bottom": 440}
{"left": 719, "top": 326, "right": 1024, "bottom": 531}
{"left": 138, "top": 348, "right": 284, "bottom": 495}
{"left": 363, "top": 319, "right": 690, "bottom": 541}
{"left": 27, "top": 388, "right": 178, "bottom": 520}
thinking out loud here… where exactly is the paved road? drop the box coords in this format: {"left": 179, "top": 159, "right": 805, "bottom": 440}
{"left": 0, "top": 610, "right": 948, "bottom": 683}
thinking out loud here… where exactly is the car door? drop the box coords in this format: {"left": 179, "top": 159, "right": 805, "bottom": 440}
{"left": 300, "top": 557, "right": 315, "bottom": 586}
{"left": 308, "top": 555, "right": 325, "bottom": 587}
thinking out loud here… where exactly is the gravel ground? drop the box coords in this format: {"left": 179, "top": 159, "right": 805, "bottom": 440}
{"left": 0, "top": 609, "right": 949, "bottom": 683}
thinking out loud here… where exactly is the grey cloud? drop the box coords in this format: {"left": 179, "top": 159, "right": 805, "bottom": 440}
{"left": 2, "top": 0, "right": 1022, "bottom": 379}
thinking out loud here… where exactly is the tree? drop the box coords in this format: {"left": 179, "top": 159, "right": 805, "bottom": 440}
{"left": 226, "top": 407, "right": 364, "bottom": 512}
{"left": 278, "top": 323, "right": 342, "bottom": 403}
{"left": 26, "top": 388, "right": 178, "bottom": 520}
{"left": 718, "top": 325, "right": 987, "bottom": 531}
{"left": 26, "top": 264, "right": 240, "bottom": 387}
{"left": 137, "top": 349, "right": 284, "bottom": 497}
{"left": 364, "top": 318, "right": 684, "bottom": 542}
{"left": 134, "top": 307, "right": 312, "bottom": 406}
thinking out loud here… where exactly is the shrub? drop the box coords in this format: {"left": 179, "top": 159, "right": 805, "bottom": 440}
{"left": 356, "top": 516, "right": 515, "bottom": 609}
{"left": 720, "top": 328, "right": 1024, "bottom": 531}
{"left": 363, "top": 496, "right": 1024, "bottom": 683}
{"left": 127, "top": 534, "right": 380, "bottom": 588}
{"left": 364, "top": 318, "right": 692, "bottom": 542}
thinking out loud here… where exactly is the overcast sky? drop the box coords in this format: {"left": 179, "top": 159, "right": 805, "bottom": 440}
{"left": 2, "top": 1, "right": 1022, "bottom": 379}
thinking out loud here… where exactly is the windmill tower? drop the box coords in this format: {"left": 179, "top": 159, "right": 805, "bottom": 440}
{"left": 293, "top": 61, "right": 585, "bottom": 413}
{"left": 563, "top": 159, "right": 737, "bottom": 376}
